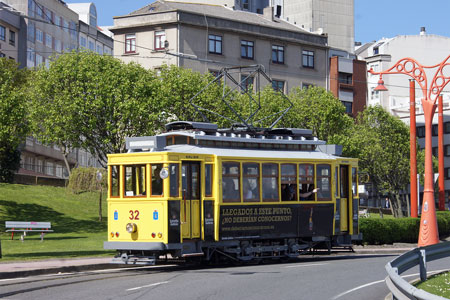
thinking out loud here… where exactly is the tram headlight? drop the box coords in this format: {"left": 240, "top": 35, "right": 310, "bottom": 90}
{"left": 126, "top": 223, "right": 137, "bottom": 233}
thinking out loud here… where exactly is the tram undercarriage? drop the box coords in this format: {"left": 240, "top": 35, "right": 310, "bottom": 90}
{"left": 111, "top": 234, "right": 358, "bottom": 265}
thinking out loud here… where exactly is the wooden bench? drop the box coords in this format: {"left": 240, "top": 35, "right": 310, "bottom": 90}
{"left": 5, "top": 221, "right": 53, "bottom": 241}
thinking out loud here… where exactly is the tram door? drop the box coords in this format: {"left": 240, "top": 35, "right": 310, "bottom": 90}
{"left": 339, "top": 166, "right": 350, "bottom": 232}
{"left": 181, "top": 162, "right": 201, "bottom": 239}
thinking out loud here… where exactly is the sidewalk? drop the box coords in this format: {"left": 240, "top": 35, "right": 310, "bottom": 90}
{"left": 0, "top": 245, "right": 416, "bottom": 279}
{"left": 0, "top": 257, "right": 117, "bottom": 279}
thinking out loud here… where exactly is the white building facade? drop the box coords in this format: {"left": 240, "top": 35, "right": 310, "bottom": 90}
{"left": 356, "top": 28, "right": 450, "bottom": 204}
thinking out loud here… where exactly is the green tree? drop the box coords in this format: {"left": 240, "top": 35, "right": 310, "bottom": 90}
{"left": 284, "top": 86, "right": 354, "bottom": 141}
{"left": 30, "top": 51, "right": 160, "bottom": 170}
{"left": 0, "top": 58, "right": 29, "bottom": 182}
{"left": 335, "top": 105, "right": 411, "bottom": 217}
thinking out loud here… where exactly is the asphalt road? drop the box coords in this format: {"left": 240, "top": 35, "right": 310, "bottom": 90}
{"left": 1, "top": 254, "right": 449, "bottom": 300}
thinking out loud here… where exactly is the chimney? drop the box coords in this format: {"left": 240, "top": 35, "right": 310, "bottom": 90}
{"left": 263, "top": 6, "right": 274, "bottom": 21}
{"left": 420, "top": 27, "right": 426, "bottom": 35}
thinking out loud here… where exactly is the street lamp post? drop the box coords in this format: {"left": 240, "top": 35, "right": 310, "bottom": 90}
{"left": 370, "top": 55, "right": 450, "bottom": 246}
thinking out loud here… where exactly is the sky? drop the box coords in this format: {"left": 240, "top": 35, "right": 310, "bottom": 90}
{"left": 65, "top": 0, "right": 450, "bottom": 44}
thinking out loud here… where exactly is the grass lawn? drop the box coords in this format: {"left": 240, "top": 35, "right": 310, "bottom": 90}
{"left": 0, "top": 183, "right": 114, "bottom": 261}
{"left": 415, "top": 271, "right": 450, "bottom": 298}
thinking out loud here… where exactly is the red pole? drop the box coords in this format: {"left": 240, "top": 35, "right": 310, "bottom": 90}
{"left": 438, "top": 94, "right": 445, "bottom": 211}
{"left": 418, "top": 99, "right": 439, "bottom": 247}
{"left": 409, "top": 80, "right": 418, "bottom": 218}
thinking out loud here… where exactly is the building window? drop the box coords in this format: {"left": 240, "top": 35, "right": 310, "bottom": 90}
{"left": 154, "top": 30, "right": 166, "bottom": 50}
{"left": 432, "top": 146, "right": 438, "bottom": 157}
{"left": 63, "top": 19, "right": 69, "bottom": 33}
{"left": 302, "top": 50, "right": 314, "bottom": 68}
{"left": 45, "top": 33, "right": 52, "bottom": 48}
{"left": 445, "top": 145, "right": 450, "bottom": 157}
{"left": 97, "top": 44, "right": 103, "bottom": 54}
{"left": 69, "top": 21, "right": 77, "bottom": 40}
{"left": 0, "top": 26, "right": 5, "bottom": 41}
{"left": 272, "top": 45, "right": 284, "bottom": 64}
{"left": 417, "top": 126, "right": 425, "bottom": 138}
{"left": 80, "top": 36, "right": 87, "bottom": 48}
{"left": 44, "top": 7, "right": 53, "bottom": 23}
{"left": 272, "top": 80, "right": 285, "bottom": 92}
{"left": 36, "top": 5, "right": 43, "bottom": 18}
{"left": 0, "top": 53, "right": 5, "bottom": 58}
{"left": 54, "top": 14, "right": 60, "bottom": 26}
{"left": 339, "top": 73, "right": 352, "bottom": 84}
{"left": 242, "top": 0, "right": 249, "bottom": 9}
{"left": 240, "top": 40, "right": 254, "bottom": 59}
{"left": 27, "top": 22, "right": 35, "bottom": 42}
{"left": 445, "top": 167, "right": 450, "bottom": 180}
{"left": 302, "top": 83, "right": 313, "bottom": 89}
{"left": 36, "top": 54, "right": 43, "bottom": 66}
{"left": 432, "top": 124, "right": 438, "bottom": 136}
{"left": 209, "top": 34, "right": 222, "bottom": 54}
{"left": 36, "top": 29, "right": 43, "bottom": 43}
{"left": 88, "top": 40, "right": 94, "bottom": 51}
{"left": 445, "top": 122, "right": 450, "bottom": 134}
{"left": 27, "top": 47, "right": 35, "bottom": 67}
{"left": 342, "top": 101, "right": 352, "bottom": 114}
{"left": 55, "top": 39, "right": 61, "bottom": 52}
{"left": 28, "top": 0, "right": 35, "bottom": 17}
{"left": 125, "top": 34, "right": 136, "bottom": 53}
{"left": 9, "top": 30, "right": 15, "bottom": 46}
{"left": 241, "top": 75, "right": 254, "bottom": 92}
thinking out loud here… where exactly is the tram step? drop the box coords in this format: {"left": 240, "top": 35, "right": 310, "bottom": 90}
{"left": 182, "top": 252, "right": 204, "bottom": 257}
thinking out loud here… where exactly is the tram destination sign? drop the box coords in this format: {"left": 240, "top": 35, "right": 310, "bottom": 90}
{"left": 219, "top": 204, "right": 334, "bottom": 240}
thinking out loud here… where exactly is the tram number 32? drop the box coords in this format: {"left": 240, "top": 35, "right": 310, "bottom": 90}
{"left": 129, "top": 210, "right": 140, "bottom": 220}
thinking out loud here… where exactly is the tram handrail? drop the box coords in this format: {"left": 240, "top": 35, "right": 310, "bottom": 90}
{"left": 385, "top": 241, "right": 450, "bottom": 300}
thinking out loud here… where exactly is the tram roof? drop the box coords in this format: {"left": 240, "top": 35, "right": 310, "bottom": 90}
{"left": 159, "top": 144, "right": 338, "bottom": 160}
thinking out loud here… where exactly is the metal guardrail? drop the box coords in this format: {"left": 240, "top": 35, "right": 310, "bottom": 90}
{"left": 385, "top": 241, "right": 450, "bottom": 300}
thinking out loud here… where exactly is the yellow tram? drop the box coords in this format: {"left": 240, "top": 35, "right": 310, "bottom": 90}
{"left": 104, "top": 121, "right": 361, "bottom": 264}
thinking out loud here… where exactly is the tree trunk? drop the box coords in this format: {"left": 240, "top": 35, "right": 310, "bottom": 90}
{"left": 61, "top": 146, "right": 71, "bottom": 177}
{"left": 405, "top": 193, "right": 411, "bottom": 217}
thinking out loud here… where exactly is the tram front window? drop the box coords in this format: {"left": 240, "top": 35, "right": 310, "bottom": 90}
{"left": 110, "top": 165, "right": 120, "bottom": 197}
{"left": 169, "top": 164, "right": 179, "bottom": 197}
{"left": 124, "top": 165, "right": 146, "bottom": 197}
{"left": 151, "top": 164, "right": 163, "bottom": 196}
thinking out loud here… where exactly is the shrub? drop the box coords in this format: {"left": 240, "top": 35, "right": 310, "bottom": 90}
{"left": 67, "top": 167, "right": 107, "bottom": 194}
{"left": 360, "top": 211, "right": 450, "bottom": 244}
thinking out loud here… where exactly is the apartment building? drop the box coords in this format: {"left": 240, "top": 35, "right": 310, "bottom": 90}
{"left": 67, "top": 2, "right": 113, "bottom": 55}
{"left": 329, "top": 48, "right": 366, "bottom": 117}
{"left": 0, "top": 2, "right": 21, "bottom": 61}
{"left": 112, "top": 1, "right": 329, "bottom": 93}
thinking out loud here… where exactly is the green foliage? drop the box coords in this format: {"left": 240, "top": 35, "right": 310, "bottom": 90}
{"left": 360, "top": 212, "right": 450, "bottom": 244}
{"left": 0, "top": 145, "right": 20, "bottom": 183}
{"left": 29, "top": 51, "right": 160, "bottom": 166}
{"left": 0, "top": 58, "right": 29, "bottom": 182}
{"left": 67, "top": 167, "right": 107, "bottom": 194}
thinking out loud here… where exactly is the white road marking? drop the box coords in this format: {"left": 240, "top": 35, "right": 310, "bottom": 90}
{"left": 331, "top": 270, "right": 447, "bottom": 300}
{"left": 126, "top": 281, "right": 170, "bottom": 291}
{"left": 284, "top": 263, "right": 329, "bottom": 268}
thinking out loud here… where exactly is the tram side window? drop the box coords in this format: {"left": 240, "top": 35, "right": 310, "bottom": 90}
{"left": 316, "top": 164, "right": 331, "bottom": 201}
{"left": 352, "top": 167, "right": 358, "bottom": 197}
{"left": 205, "top": 164, "right": 213, "bottom": 197}
{"left": 169, "top": 164, "right": 179, "bottom": 197}
{"left": 262, "top": 163, "right": 279, "bottom": 202}
{"left": 335, "top": 166, "right": 339, "bottom": 198}
{"left": 243, "top": 163, "right": 260, "bottom": 202}
{"left": 124, "top": 165, "right": 146, "bottom": 197}
{"left": 222, "top": 162, "right": 240, "bottom": 202}
{"left": 110, "top": 165, "right": 120, "bottom": 197}
{"left": 299, "top": 164, "right": 314, "bottom": 201}
{"left": 281, "top": 164, "right": 297, "bottom": 201}
{"left": 151, "top": 164, "right": 163, "bottom": 196}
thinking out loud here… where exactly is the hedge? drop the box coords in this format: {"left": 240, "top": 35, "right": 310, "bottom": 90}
{"left": 67, "top": 167, "right": 107, "bottom": 194}
{"left": 360, "top": 211, "right": 450, "bottom": 245}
